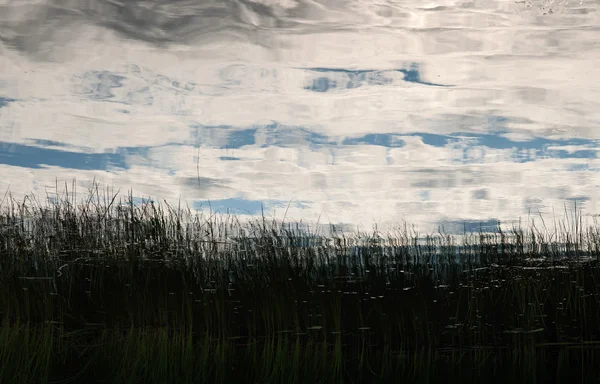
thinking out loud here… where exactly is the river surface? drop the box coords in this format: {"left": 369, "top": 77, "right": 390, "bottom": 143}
{"left": 0, "top": 0, "right": 599, "bottom": 235}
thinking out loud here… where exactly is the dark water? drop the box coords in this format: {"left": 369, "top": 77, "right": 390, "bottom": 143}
{"left": 0, "top": 0, "right": 599, "bottom": 236}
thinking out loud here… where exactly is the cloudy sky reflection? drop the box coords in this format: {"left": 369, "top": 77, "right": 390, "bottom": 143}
{"left": 0, "top": 0, "right": 599, "bottom": 235}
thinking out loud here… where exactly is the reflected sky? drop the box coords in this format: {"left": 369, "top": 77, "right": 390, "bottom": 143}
{"left": 0, "top": 0, "right": 599, "bottom": 235}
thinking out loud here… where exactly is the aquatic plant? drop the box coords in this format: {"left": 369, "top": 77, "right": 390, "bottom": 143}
{"left": 1, "top": 180, "right": 600, "bottom": 383}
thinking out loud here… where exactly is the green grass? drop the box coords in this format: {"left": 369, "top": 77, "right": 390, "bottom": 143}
{"left": 1, "top": 180, "right": 600, "bottom": 383}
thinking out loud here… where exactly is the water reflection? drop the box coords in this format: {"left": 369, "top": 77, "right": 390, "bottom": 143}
{"left": 0, "top": 0, "right": 599, "bottom": 235}
{"left": 304, "top": 64, "right": 452, "bottom": 92}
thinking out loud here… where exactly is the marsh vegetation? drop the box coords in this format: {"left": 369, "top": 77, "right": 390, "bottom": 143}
{"left": 1, "top": 181, "right": 599, "bottom": 383}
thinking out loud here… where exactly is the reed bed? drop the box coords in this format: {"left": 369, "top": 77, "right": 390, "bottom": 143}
{"left": 2, "top": 318, "right": 599, "bottom": 384}
{"left": 1, "top": 181, "right": 600, "bottom": 383}
{"left": 1, "top": 181, "right": 599, "bottom": 267}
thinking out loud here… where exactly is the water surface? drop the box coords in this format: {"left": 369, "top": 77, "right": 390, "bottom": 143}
{"left": 0, "top": 0, "right": 599, "bottom": 235}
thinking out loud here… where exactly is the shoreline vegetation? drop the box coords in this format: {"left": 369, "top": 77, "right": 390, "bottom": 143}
{"left": 1, "top": 181, "right": 600, "bottom": 383}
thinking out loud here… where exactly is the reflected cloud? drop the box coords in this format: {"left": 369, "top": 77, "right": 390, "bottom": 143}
{"left": 304, "top": 64, "right": 452, "bottom": 92}
{"left": 192, "top": 197, "right": 307, "bottom": 216}
{"left": 436, "top": 218, "right": 500, "bottom": 234}
{"left": 76, "top": 71, "right": 127, "bottom": 101}
{"left": 0, "top": 0, "right": 599, "bottom": 236}
{"left": 0, "top": 97, "right": 16, "bottom": 109}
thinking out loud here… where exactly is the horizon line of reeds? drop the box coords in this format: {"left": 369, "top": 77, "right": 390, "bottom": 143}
{"left": 1, "top": 179, "right": 599, "bottom": 263}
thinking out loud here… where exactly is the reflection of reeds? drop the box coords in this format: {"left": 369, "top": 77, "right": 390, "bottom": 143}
{"left": 1, "top": 181, "right": 599, "bottom": 266}
{"left": 2, "top": 321, "right": 600, "bottom": 383}
{"left": 1, "top": 181, "right": 600, "bottom": 382}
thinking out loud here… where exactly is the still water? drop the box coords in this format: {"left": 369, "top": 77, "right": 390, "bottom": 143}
{"left": 0, "top": 0, "right": 599, "bottom": 236}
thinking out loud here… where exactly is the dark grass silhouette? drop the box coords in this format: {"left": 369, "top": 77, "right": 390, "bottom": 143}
{"left": 1, "top": 181, "right": 600, "bottom": 383}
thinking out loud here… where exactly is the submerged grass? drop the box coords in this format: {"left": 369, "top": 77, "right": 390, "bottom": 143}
{"left": 1, "top": 180, "right": 600, "bottom": 383}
